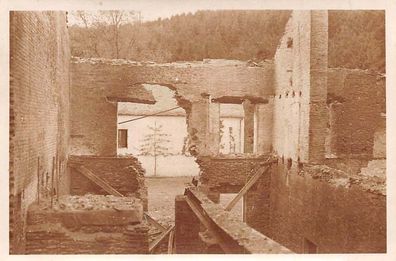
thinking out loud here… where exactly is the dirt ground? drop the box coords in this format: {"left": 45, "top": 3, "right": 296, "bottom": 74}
{"left": 146, "top": 176, "right": 194, "bottom": 228}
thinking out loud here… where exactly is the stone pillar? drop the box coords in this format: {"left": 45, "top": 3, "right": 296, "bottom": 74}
{"left": 124, "top": 224, "right": 150, "bottom": 254}
{"left": 243, "top": 99, "right": 255, "bottom": 153}
{"left": 189, "top": 99, "right": 209, "bottom": 156}
{"left": 208, "top": 101, "right": 220, "bottom": 155}
{"left": 175, "top": 195, "right": 203, "bottom": 253}
{"left": 308, "top": 10, "right": 328, "bottom": 163}
{"left": 256, "top": 99, "right": 273, "bottom": 154}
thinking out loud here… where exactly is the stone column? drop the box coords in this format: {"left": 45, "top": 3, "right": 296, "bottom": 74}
{"left": 256, "top": 99, "right": 273, "bottom": 154}
{"left": 243, "top": 99, "right": 255, "bottom": 153}
{"left": 208, "top": 101, "right": 220, "bottom": 155}
{"left": 308, "top": 10, "right": 328, "bottom": 163}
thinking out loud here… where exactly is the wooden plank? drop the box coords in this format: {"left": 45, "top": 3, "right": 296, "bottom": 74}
{"left": 184, "top": 194, "right": 240, "bottom": 253}
{"left": 185, "top": 187, "right": 293, "bottom": 254}
{"left": 149, "top": 225, "right": 174, "bottom": 254}
{"left": 224, "top": 158, "right": 277, "bottom": 212}
{"left": 71, "top": 165, "right": 124, "bottom": 197}
{"left": 37, "top": 157, "right": 40, "bottom": 204}
{"left": 224, "top": 165, "right": 268, "bottom": 211}
{"left": 167, "top": 229, "right": 175, "bottom": 254}
{"left": 144, "top": 212, "right": 166, "bottom": 232}
{"left": 51, "top": 157, "right": 55, "bottom": 209}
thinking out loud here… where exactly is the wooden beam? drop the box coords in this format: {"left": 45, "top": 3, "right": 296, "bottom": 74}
{"left": 37, "top": 157, "right": 40, "bottom": 204}
{"left": 184, "top": 195, "right": 242, "bottom": 253}
{"left": 224, "top": 158, "right": 277, "bottom": 212}
{"left": 149, "top": 225, "right": 175, "bottom": 254}
{"left": 167, "top": 229, "right": 175, "bottom": 254}
{"left": 185, "top": 187, "right": 293, "bottom": 254}
{"left": 51, "top": 157, "right": 55, "bottom": 209}
{"left": 144, "top": 212, "right": 166, "bottom": 232}
{"left": 70, "top": 164, "right": 124, "bottom": 197}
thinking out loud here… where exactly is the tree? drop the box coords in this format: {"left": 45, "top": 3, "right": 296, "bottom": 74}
{"left": 228, "top": 127, "right": 236, "bottom": 153}
{"left": 68, "top": 10, "right": 141, "bottom": 58}
{"left": 69, "top": 10, "right": 384, "bottom": 72}
{"left": 139, "top": 122, "right": 171, "bottom": 176}
{"left": 219, "top": 119, "right": 225, "bottom": 151}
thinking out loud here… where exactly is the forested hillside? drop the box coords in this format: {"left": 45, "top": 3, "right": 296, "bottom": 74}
{"left": 328, "top": 10, "right": 385, "bottom": 72}
{"left": 69, "top": 10, "right": 385, "bottom": 72}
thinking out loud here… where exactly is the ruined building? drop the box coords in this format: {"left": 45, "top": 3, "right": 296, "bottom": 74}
{"left": 9, "top": 10, "right": 386, "bottom": 254}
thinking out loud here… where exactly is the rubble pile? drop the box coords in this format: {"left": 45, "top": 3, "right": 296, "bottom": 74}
{"left": 71, "top": 56, "right": 272, "bottom": 68}
{"left": 299, "top": 163, "right": 386, "bottom": 195}
{"left": 54, "top": 194, "right": 141, "bottom": 211}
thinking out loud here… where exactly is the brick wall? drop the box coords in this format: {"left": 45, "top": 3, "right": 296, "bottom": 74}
{"left": 69, "top": 156, "right": 148, "bottom": 210}
{"left": 197, "top": 155, "right": 272, "bottom": 234}
{"left": 9, "top": 11, "right": 70, "bottom": 254}
{"left": 247, "top": 10, "right": 386, "bottom": 253}
{"left": 245, "top": 173, "right": 271, "bottom": 234}
{"left": 26, "top": 201, "right": 148, "bottom": 254}
{"left": 267, "top": 161, "right": 386, "bottom": 253}
{"left": 69, "top": 85, "right": 118, "bottom": 156}
{"left": 175, "top": 195, "right": 205, "bottom": 253}
{"left": 198, "top": 155, "right": 268, "bottom": 193}
{"left": 326, "top": 68, "right": 386, "bottom": 159}
{"left": 26, "top": 225, "right": 149, "bottom": 254}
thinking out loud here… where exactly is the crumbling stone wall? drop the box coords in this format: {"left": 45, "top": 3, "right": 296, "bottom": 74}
{"left": 255, "top": 100, "right": 274, "bottom": 154}
{"left": 69, "top": 156, "right": 148, "bottom": 210}
{"left": 326, "top": 68, "right": 386, "bottom": 160}
{"left": 198, "top": 155, "right": 268, "bottom": 193}
{"left": 69, "top": 84, "right": 117, "bottom": 156}
{"left": 247, "top": 10, "right": 386, "bottom": 253}
{"left": 70, "top": 61, "right": 156, "bottom": 156}
{"left": 244, "top": 173, "right": 272, "bottom": 234}
{"left": 266, "top": 161, "right": 386, "bottom": 253}
{"left": 70, "top": 58, "right": 274, "bottom": 157}
{"left": 9, "top": 11, "right": 70, "bottom": 254}
{"left": 273, "top": 10, "right": 328, "bottom": 164}
{"left": 197, "top": 155, "right": 272, "bottom": 233}
{"left": 243, "top": 100, "right": 255, "bottom": 153}
{"left": 175, "top": 195, "right": 205, "bottom": 253}
{"left": 25, "top": 196, "right": 148, "bottom": 254}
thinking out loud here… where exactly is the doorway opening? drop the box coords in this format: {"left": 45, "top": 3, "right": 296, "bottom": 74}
{"left": 117, "top": 84, "right": 199, "bottom": 228}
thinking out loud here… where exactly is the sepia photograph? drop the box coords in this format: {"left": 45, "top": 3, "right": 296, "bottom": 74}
{"left": 3, "top": 0, "right": 395, "bottom": 258}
